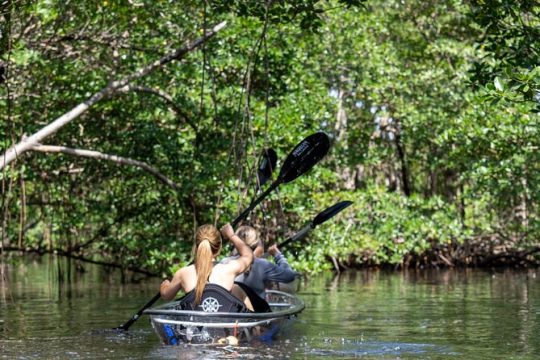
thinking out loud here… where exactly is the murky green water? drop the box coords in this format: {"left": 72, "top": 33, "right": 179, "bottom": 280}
{"left": 1, "top": 255, "right": 539, "bottom": 359}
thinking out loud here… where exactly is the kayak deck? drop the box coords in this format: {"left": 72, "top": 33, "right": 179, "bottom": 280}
{"left": 144, "top": 290, "right": 304, "bottom": 345}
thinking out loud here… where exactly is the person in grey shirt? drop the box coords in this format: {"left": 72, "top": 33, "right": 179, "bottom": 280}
{"left": 223, "top": 225, "right": 297, "bottom": 310}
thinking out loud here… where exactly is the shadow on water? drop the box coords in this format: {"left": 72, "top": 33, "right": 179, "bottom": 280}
{"left": 1, "top": 255, "right": 540, "bottom": 359}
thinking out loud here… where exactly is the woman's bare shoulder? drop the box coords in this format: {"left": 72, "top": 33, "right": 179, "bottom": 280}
{"left": 214, "top": 260, "right": 240, "bottom": 274}
{"left": 174, "top": 264, "right": 195, "bottom": 277}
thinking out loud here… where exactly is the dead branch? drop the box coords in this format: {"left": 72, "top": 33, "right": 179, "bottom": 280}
{"left": 0, "top": 21, "right": 227, "bottom": 170}
{"left": 30, "top": 144, "right": 181, "bottom": 191}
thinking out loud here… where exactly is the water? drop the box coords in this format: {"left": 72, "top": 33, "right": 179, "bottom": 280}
{"left": 1, "top": 255, "right": 539, "bottom": 359}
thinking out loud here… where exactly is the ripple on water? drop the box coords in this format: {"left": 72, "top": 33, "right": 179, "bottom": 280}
{"left": 144, "top": 335, "right": 456, "bottom": 360}
{"left": 0, "top": 329, "right": 155, "bottom": 359}
{"left": 149, "top": 343, "right": 293, "bottom": 360}
{"left": 304, "top": 338, "right": 455, "bottom": 359}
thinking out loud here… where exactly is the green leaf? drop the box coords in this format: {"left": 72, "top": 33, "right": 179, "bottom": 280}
{"left": 494, "top": 77, "right": 504, "bottom": 91}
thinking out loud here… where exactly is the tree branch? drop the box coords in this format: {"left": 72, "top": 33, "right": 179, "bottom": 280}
{"left": 0, "top": 21, "right": 227, "bottom": 170}
{"left": 30, "top": 144, "right": 181, "bottom": 191}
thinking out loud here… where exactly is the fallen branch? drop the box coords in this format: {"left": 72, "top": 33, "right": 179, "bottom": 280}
{"left": 0, "top": 21, "right": 227, "bottom": 170}
{"left": 437, "top": 252, "right": 454, "bottom": 267}
{"left": 31, "top": 144, "right": 181, "bottom": 191}
{"left": 330, "top": 255, "right": 341, "bottom": 274}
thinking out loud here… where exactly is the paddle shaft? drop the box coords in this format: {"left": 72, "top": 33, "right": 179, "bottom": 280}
{"left": 232, "top": 181, "right": 279, "bottom": 228}
{"left": 116, "top": 292, "right": 161, "bottom": 330}
{"left": 271, "top": 200, "right": 353, "bottom": 251}
{"left": 277, "top": 223, "right": 313, "bottom": 249}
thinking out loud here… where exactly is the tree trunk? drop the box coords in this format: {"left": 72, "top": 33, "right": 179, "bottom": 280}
{"left": 520, "top": 170, "right": 529, "bottom": 231}
{"left": 17, "top": 175, "right": 26, "bottom": 248}
{"left": 334, "top": 78, "right": 356, "bottom": 190}
{"left": 394, "top": 130, "right": 411, "bottom": 196}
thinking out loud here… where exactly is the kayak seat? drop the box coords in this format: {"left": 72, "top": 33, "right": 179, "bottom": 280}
{"left": 176, "top": 283, "right": 250, "bottom": 313}
{"left": 234, "top": 281, "right": 272, "bottom": 313}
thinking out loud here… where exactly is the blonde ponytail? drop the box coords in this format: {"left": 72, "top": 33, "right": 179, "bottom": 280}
{"left": 194, "top": 240, "right": 212, "bottom": 305}
{"left": 193, "top": 225, "right": 222, "bottom": 305}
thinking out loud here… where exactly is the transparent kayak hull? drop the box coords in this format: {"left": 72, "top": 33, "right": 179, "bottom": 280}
{"left": 267, "top": 278, "right": 301, "bottom": 294}
{"left": 144, "top": 290, "right": 304, "bottom": 345}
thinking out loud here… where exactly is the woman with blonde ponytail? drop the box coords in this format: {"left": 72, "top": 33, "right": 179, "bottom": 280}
{"left": 160, "top": 223, "right": 254, "bottom": 311}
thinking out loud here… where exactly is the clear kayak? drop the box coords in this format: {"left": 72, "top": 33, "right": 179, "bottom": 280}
{"left": 267, "top": 277, "right": 301, "bottom": 294}
{"left": 144, "top": 290, "right": 304, "bottom": 345}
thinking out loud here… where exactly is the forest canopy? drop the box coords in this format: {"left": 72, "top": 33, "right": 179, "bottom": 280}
{"left": 1, "top": 0, "right": 539, "bottom": 276}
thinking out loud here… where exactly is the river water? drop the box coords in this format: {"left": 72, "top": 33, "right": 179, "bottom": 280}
{"left": 1, "top": 255, "right": 539, "bottom": 359}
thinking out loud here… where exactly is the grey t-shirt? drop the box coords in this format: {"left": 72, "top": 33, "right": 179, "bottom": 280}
{"left": 222, "top": 253, "right": 297, "bottom": 299}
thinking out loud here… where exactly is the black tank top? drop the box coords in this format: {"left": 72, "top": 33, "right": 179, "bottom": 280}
{"left": 177, "top": 283, "right": 250, "bottom": 313}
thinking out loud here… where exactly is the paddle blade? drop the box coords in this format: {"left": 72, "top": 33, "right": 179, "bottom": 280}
{"left": 278, "top": 132, "right": 331, "bottom": 184}
{"left": 257, "top": 148, "right": 277, "bottom": 187}
{"left": 312, "top": 200, "right": 353, "bottom": 226}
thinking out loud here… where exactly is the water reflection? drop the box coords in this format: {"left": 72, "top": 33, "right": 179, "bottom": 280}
{"left": 294, "top": 269, "right": 540, "bottom": 359}
{"left": 1, "top": 255, "right": 540, "bottom": 359}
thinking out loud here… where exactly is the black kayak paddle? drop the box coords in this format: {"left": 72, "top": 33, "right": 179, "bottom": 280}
{"left": 277, "top": 200, "right": 353, "bottom": 249}
{"left": 256, "top": 148, "right": 277, "bottom": 189}
{"left": 232, "top": 132, "right": 330, "bottom": 227}
{"left": 113, "top": 132, "right": 331, "bottom": 331}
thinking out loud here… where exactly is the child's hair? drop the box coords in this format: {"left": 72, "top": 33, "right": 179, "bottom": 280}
{"left": 236, "top": 225, "right": 260, "bottom": 250}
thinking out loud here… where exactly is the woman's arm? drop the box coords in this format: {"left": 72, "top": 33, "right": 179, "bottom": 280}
{"left": 221, "top": 223, "right": 253, "bottom": 276}
{"left": 264, "top": 244, "right": 297, "bottom": 283}
{"left": 160, "top": 268, "right": 184, "bottom": 301}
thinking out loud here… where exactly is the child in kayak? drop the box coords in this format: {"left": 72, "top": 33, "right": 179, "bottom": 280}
{"left": 160, "top": 223, "right": 254, "bottom": 311}
{"left": 223, "top": 225, "right": 297, "bottom": 311}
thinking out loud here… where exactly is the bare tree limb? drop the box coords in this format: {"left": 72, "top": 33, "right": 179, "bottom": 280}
{"left": 30, "top": 144, "right": 181, "bottom": 191}
{"left": 0, "top": 21, "right": 227, "bottom": 170}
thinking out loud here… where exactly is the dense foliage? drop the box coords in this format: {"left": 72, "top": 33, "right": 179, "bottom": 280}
{"left": 1, "top": 0, "right": 538, "bottom": 276}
